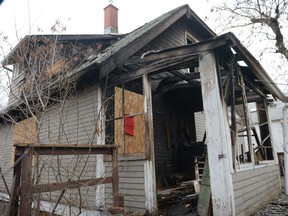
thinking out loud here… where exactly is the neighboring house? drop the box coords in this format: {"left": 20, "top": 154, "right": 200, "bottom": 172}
{"left": 0, "top": 3, "right": 287, "bottom": 216}
{"left": 250, "top": 100, "right": 286, "bottom": 174}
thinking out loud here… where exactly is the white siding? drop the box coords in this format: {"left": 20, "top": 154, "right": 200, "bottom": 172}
{"left": 37, "top": 83, "right": 102, "bottom": 210}
{"left": 105, "top": 160, "right": 146, "bottom": 213}
{"left": 0, "top": 123, "right": 13, "bottom": 196}
{"left": 233, "top": 165, "right": 281, "bottom": 216}
{"left": 195, "top": 111, "right": 205, "bottom": 142}
{"left": 271, "top": 121, "right": 284, "bottom": 153}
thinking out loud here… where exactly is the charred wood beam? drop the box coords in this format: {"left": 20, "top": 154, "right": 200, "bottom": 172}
{"left": 157, "top": 72, "right": 200, "bottom": 85}
{"left": 98, "top": 6, "right": 189, "bottom": 79}
{"left": 234, "top": 92, "right": 263, "bottom": 104}
{"left": 243, "top": 80, "right": 266, "bottom": 99}
{"left": 230, "top": 35, "right": 288, "bottom": 102}
{"left": 167, "top": 70, "right": 199, "bottom": 85}
{"left": 109, "top": 55, "right": 198, "bottom": 86}
{"left": 124, "top": 35, "right": 230, "bottom": 67}
{"left": 111, "top": 33, "right": 235, "bottom": 85}
{"left": 230, "top": 59, "right": 236, "bottom": 140}
{"left": 14, "top": 144, "right": 117, "bottom": 156}
{"left": 223, "top": 72, "right": 232, "bottom": 103}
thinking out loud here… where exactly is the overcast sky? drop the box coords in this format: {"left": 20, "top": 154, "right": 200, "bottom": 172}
{"left": 0, "top": 0, "right": 287, "bottom": 100}
{"left": 0, "top": 0, "right": 216, "bottom": 106}
{"left": 0, "top": 0, "right": 213, "bottom": 51}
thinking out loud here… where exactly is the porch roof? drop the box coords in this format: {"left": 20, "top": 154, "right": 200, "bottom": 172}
{"left": 111, "top": 32, "right": 288, "bottom": 103}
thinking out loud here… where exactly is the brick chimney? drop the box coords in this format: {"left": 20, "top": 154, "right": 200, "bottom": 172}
{"left": 104, "top": 3, "right": 119, "bottom": 34}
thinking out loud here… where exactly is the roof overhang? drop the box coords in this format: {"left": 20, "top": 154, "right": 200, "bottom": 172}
{"left": 226, "top": 33, "right": 288, "bottom": 103}
{"left": 110, "top": 32, "right": 287, "bottom": 103}
{"left": 2, "top": 34, "right": 124, "bottom": 66}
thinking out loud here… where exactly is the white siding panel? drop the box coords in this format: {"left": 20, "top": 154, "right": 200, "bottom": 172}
{"left": 105, "top": 160, "right": 146, "bottom": 213}
{"left": 233, "top": 165, "right": 281, "bottom": 216}
{"left": 36, "top": 83, "right": 102, "bottom": 210}
{"left": 0, "top": 123, "right": 13, "bottom": 195}
{"left": 195, "top": 111, "right": 205, "bottom": 142}
{"left": 271, "top": 121, "right": 284, "bottom": 153}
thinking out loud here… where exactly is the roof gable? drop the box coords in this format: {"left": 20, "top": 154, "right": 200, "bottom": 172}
{"left": 76, "top": 4, "right": 216, "bottom": 79}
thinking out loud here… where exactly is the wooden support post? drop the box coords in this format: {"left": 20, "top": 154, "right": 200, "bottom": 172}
{"left": 143, "top": 73, "right": 157, "bottom": 213}
{"left": 238, "top": 72, "right": 255, "bottom": 164}
{"left": 8, "top": 155, "right": 22, "bottom": 216}
{"left": 111, "top": 147, "right": 120, "bottom": 207}
{"left": 95, "top": 85, "right": 106, "bottom": 208}
{"left": 19, "top": 147, "right": 33, "bottom": 216}
{"left": 199, "top": 52, "right": 235, "bottom": 215}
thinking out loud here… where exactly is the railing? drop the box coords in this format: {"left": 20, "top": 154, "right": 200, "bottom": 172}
{"left": 8, "top": 143, "right": 119, "bottom": 216}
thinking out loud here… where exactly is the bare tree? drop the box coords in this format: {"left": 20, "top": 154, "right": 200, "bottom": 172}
{"left": 210, "top": 0, "right": 288, "bottom": 59}
{"left": 206, "top": 0, "right": 288, "bottom": 91}
{"left": 0, "top": 20, "right": 119, "bottom": 215}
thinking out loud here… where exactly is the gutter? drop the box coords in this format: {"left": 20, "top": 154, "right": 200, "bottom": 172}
{"left": 283, "top": 103, "right": 288, "bottom": 194}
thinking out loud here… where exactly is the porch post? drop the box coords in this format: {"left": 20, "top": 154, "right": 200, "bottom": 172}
{"left": 95, "top": 85, "right": 106, "bottom": 208}
{"left": 199, "top": 52, "right": 236, "bottom": 215}
{"left": 143, "top": 73, "right": 157, "bottom": 213}
{"left": 283, "top": 104, "right": 288, "bottom": 194}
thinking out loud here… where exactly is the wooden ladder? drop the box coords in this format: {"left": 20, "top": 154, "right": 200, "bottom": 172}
{"left": 195, "top": 156, "right": 206, "bottom": 181}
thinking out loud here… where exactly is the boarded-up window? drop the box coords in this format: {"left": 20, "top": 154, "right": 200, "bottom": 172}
{"left": 13, "top": 117, "right": 37, "bottom": 144}
{"left": 45, "top": 59, "right": 67, "bottom": 77}
{"left": 114, "top": 86, "right": 145, "bottom": 155}
{"left": 12, "top": 117, "right": 37, "bottom": 164}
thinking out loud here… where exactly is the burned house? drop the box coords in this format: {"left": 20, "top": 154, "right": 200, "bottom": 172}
{"left": 0, "top": 3, "right": 287, "bottom": 216}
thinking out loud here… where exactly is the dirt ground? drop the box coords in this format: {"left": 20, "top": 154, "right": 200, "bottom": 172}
{"left": 2, "top": 193, "right": 288, "bottom": 216}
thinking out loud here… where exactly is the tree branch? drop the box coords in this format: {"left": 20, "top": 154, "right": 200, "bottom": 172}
{"left": 251, "top": 16, "right": 288, "bottom": 60}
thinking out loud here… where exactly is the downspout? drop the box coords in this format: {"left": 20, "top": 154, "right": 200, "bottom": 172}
{"left": 283, "top": 103, "right": 288, "bottom": 194}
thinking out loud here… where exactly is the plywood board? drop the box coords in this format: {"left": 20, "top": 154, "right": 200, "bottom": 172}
{"left": 114, "top": 87, "right": 145, "bottom": 154}
{"left": 45, "top": 59, "right": 67, "bottom": 77}
{"left": 13, "top": 117, "right": 37, "bottom": 144}
{"left": 12, "top": 117, "right": 38, "bottom": 165}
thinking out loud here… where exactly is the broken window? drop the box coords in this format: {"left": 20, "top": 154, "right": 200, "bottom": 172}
{"left": 228, "top": 68, "right": 275, "bottom": 171}
{"left": 185, "top": 32, "right": 198, "bottom": 73}
{"left": 217, "top": 55, "right": 275, "bottom": 171}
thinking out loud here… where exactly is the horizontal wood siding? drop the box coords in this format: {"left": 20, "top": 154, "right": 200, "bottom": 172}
{"left": 153, "top": 95, "right": 171, "bottom": 166}
{"left": 7, "top": 73, "right": 25, "bottom": 107}
{"left": 233, "top": 165, "right": 281, "bottom": 216}
{"left": 105, "top": 160, "right": 146, "bottom": 213}
{"left": 0, "top": 123, "right": 13, "bottom": 195}
{"left": 37, "top": 83, "right": 103, "bottom": 210}
{"left": 39, "top": 84, "right": 101, "bottom": 144}
{"left": 135, "top": 19, "right": 199, "bottom": 58}
{"left": 195, "top": 111, "right": 205, "bottom": 142}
